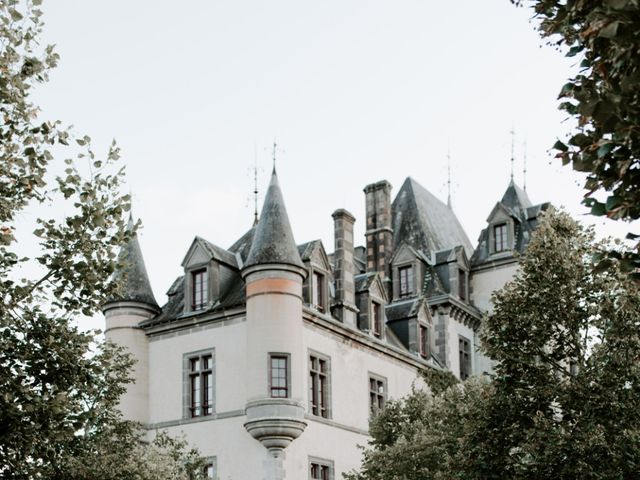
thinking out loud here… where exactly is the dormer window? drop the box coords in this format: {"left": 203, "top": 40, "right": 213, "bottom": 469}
{"left": 399, "top": 265, "right": 414, "bottom": 298}
{"left": 419, "top": 324, "right": 429, "bottom": 358}
{"left": 372, "top": 301, "right": 382, "bottom": 338}
{"left": 192, "top": 269, "right": 208, "bottom": 311}
{"left": 493, "top": 223, "right": 508, "bottom": 252}
{"left": 312, "top": 271, "right": 325, "bottom": 312}
{"left": 458, "top": 269, "right": 467, "bottom": 301}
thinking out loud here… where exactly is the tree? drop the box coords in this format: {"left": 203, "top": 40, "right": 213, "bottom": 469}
{"left": 512, "top": 0, "right": 640, "bottom": 279}
{"left": 346, "top": 210, "right": 640, "bottom": 479}
{"left": 0, "top": 1, "right": 205, "bottom": 477}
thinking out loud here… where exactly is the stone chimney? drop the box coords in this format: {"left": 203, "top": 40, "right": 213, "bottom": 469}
{"left": 331, "top": 209, "right": 357, "bottom": 327}
{"left": 364, "top": 180, "right": 393, "bottom": 290}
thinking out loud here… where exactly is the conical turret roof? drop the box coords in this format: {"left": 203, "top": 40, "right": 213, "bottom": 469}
{"left": 110, "top": 216, "right": 160, "bottom": 309}
{"left": 244, "top": 170, "right": 304, "bottom": 270}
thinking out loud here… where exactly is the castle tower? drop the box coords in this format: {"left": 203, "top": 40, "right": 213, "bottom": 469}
{"left": 241, "top": 170, "right": 308, "bottom": 462}
{"left": 102, "top": 217, "right": 160, "bottom": 424}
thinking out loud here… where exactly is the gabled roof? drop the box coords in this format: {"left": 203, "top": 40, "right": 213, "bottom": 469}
{"left": 182, "top": 236, "right": 238, "bottom": 269}
{"left": 244, "top": 170, "right": 304, "bottom": 270}
{"left": 392, "top": 177, "right": 474, "bottom": 258}
{"left": 108, "top": 216, "right": 159, "bottom": 310}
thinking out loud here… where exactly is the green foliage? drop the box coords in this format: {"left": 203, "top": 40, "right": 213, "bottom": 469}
{"left": 0, "top": 1, "right": 204, "bottom": 477}
{"left": 347, "top": 210, "right": 640, "bottom": 479}
{"left": 512, "top": 0, "right": 640, "bottom": 279}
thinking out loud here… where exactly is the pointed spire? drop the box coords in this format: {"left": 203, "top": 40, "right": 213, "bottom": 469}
{"left": 523, "top": 138, "right": 528, "bottom": 192}
{"left": 109, "top": 216, "right": 160, "bottom": 310}
{"left": 244, "top": 170, "right": 304, "bottom": 270}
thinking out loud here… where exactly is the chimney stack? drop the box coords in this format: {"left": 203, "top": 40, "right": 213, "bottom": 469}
{"left": 331, "top": 209, "right": 357, "bottom": 327}
{"left": 364, "top": 180, "right": 393, "bottom": 291}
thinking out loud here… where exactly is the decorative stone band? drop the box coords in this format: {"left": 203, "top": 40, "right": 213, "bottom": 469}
{"left": 244, "top": 398, "right": 307, "bottom": 457}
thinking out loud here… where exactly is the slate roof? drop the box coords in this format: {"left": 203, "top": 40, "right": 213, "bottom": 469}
{"left": 228, "top": 226, "right": 255, "bottom": 263}
{"left": 109, "top": 217, "right": 159, "bottom": 310}
{"left": 471, "top": 181, "right": 550, "bottom": 266}
{"left": 385, "top": 298, "right": 420, "bottom": 322}
{"left": 244, "top": 170, "right": 304, "bottom": 270}
{"left": 196, "top": 236, "right": 238, "bottom": 268}
{"left": 297, "top": 240, "right": 322, "bottom": 261}
{"left": 354, "top": 272, "right": 378, "bottom": 293}
{"left": 392, "top": 177, "right": 474, "bottom": 258}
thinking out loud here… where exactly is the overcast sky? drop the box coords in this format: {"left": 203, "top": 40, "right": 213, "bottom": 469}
{"left": 31, "top": 0, "right": 635, "bottom": 317}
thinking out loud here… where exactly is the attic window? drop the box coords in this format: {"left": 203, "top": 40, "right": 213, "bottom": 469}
{"left": 399, "top": 265, "right": 414, "bottom": 298}
{"left": 419, "top": 325, "right": 429, "bottom": 358}
{"left": 312, "top": 271, "right": 325, "bottom": 312}
{"left": 493, "top": 223, "right": 508, "bottom": 252}
{"left": 192, "top": 269, "right": 208, "bottom": 311}
{"left": 458, "top": 269, "right": 467, "bottom": 301}
{"left": 372, "top": 301, "right": 382, "bottom": 338}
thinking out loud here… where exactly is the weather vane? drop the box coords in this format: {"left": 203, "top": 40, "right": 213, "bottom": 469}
{"left": 523, "top": 138, "right": 528, "bottom": 192}
{"left": 510, "top": 127, "right": 516, "bottom": 182}
{"left": 253, "top": 143, "right": 259, "bottom": 226}
{"left": 446, "top": 145, "right": 452, "bottom": 209}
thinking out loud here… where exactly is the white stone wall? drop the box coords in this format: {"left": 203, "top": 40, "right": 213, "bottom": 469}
{"left": 143, "top": 315, "right": 425, "bottom": 479}
{"left": 471, "top": 262, "right": 518, "bottom": 313}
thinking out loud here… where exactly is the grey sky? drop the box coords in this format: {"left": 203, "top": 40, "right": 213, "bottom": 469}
{"left": 32, "top": 0, "right": 635, "bottom": 314}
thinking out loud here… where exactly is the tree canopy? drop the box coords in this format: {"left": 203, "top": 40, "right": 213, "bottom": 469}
{"left": 513, "top": 0, "right": 640, "bottom": 278}
{"left": 347, "top": 209, "right": 640, "bottom": 479}
{"left": 0, "top": 1, "right": 205, "bottom": 477}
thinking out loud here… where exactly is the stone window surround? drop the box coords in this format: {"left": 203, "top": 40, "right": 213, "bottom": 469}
{"left": 268, "top": 352, "right": 291, "bottom": 399}
{"left": 418, "top": 322, "right": 431, "bottom": 359}
{"left": 307, "top": 263, "right": 330, "bottom": 313}
{"left": 203, "top": 456, "right": 217, "bottom": 479}
{"left": 458, "top": 335, "right": 472, "bottom": 381}
{"left": 308, "top": 456, "right": 335, "bottom": 480}
{"left": 183, "top": 260, "right": 214, "bottom": 314}
{"left": 368, "top": 372, "right": 387, "bottom": 418}
{"left": 308, "top": 349, "right": 332, "bottom": 419}
{"left": 488, "top": 219, "right": 514, "bottom": 256}
{"left": 394, "top": 260, "right": 417, "bottom": 300}
{"left": 182, "top": 347, "right": 216, "bottom": 420}
{"left": 371, "top": 299, "right": 384, "bottom": 339}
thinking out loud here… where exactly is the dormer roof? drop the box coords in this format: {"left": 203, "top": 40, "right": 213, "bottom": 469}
{"left": 244, "top": 170, "right": 304, "bottom": 270}
{"left": 109, "top": 216, "right": 159, "bottom": 310}
{"left": 501, "top": 180, "right": 532, "bottom": 210}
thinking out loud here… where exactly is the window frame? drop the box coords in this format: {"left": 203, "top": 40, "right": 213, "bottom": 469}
{"left": 419, "top": 324, "right": 430, "bottom": 359}
{"left": 368, "top": 373, "right": 387, "bottom": 418}
{"left": 398, "top": 264, "right": 414, "bottom": 298}
{"left": 458, "top": 268, "right": 467, "bottom": 301}
{"left": 458, "top": 336, "right": 471, "bottom": 381}
{"left": 371, "top": 300, "right": 383, "bottom": 338}
{"left": 191, "top": 267, "right": 209, "bottom": 311}
{"left": 183, "top": 348, "right": 215, "bottom": 420}
{"left": 309, "top": 456, "right": 334, "bottom": 480}
{"left": 492, "top": 222, "right": 509, "bottom": 253}
{"left": 202, "top": 457, "right": 217, "bottom": 479}
{"left": 311, "top": 270, "right": 326, "bottom": 312}
{"left": 308, "top": 350, "right": 331, "bottom": 419}
{"left": 268, "top": 353, "right": 290, "bottom": 399}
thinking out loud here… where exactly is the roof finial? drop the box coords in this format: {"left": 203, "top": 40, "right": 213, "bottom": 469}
{"left": 253, "top": 142, "right": 259, "bottom": 226}
{"left": 446, "top": 143, "right": 452, "bottom": 209}
{"left": 523, "top": 138, "right": 528, "bottom": 192}
{"left": 509, "top": 126, "right": 516, "bottom": 183}
{"left": 272, "top": 139, "right": 277, "bottom": 174}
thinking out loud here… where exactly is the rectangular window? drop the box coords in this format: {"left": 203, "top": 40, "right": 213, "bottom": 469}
{"left": 458, "top": 269, "right": 466, "bottom": 301}
{"left": 398, "top": 265, "right": 414, "bottom": 298}
{"left": 312, "top": 271, "right": 325, "bottom": 311}
{"left": 309, "top": 354, "right": 329, "bottom": 418}
{"left": 203, "top": 459, "right": 217, "bottom": 479}
{"left": 192, "top": 269, "right": 208, "bottom": 310}
{"left": 309, "top": 458, "right": 333, "bottom": 480}
{"left": 493, "top": 223, "right": 508, "bottom": 252}
{"left": 372, "top": 301, "right": 382, "bottom": 338}
{"left": 459, "top": 337, "right": 471, "bottom": 381}
{"left": 419, "top": 325, "right": 429, "bottom": 358}
{"left": 369, "top": 375, "right": 386, "bottom": 418}
{"left": 189, "top": 353, "right": 213, "bottom": 417}
{"left": 269, "top": 354, "right": 289, "bottom": 398}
